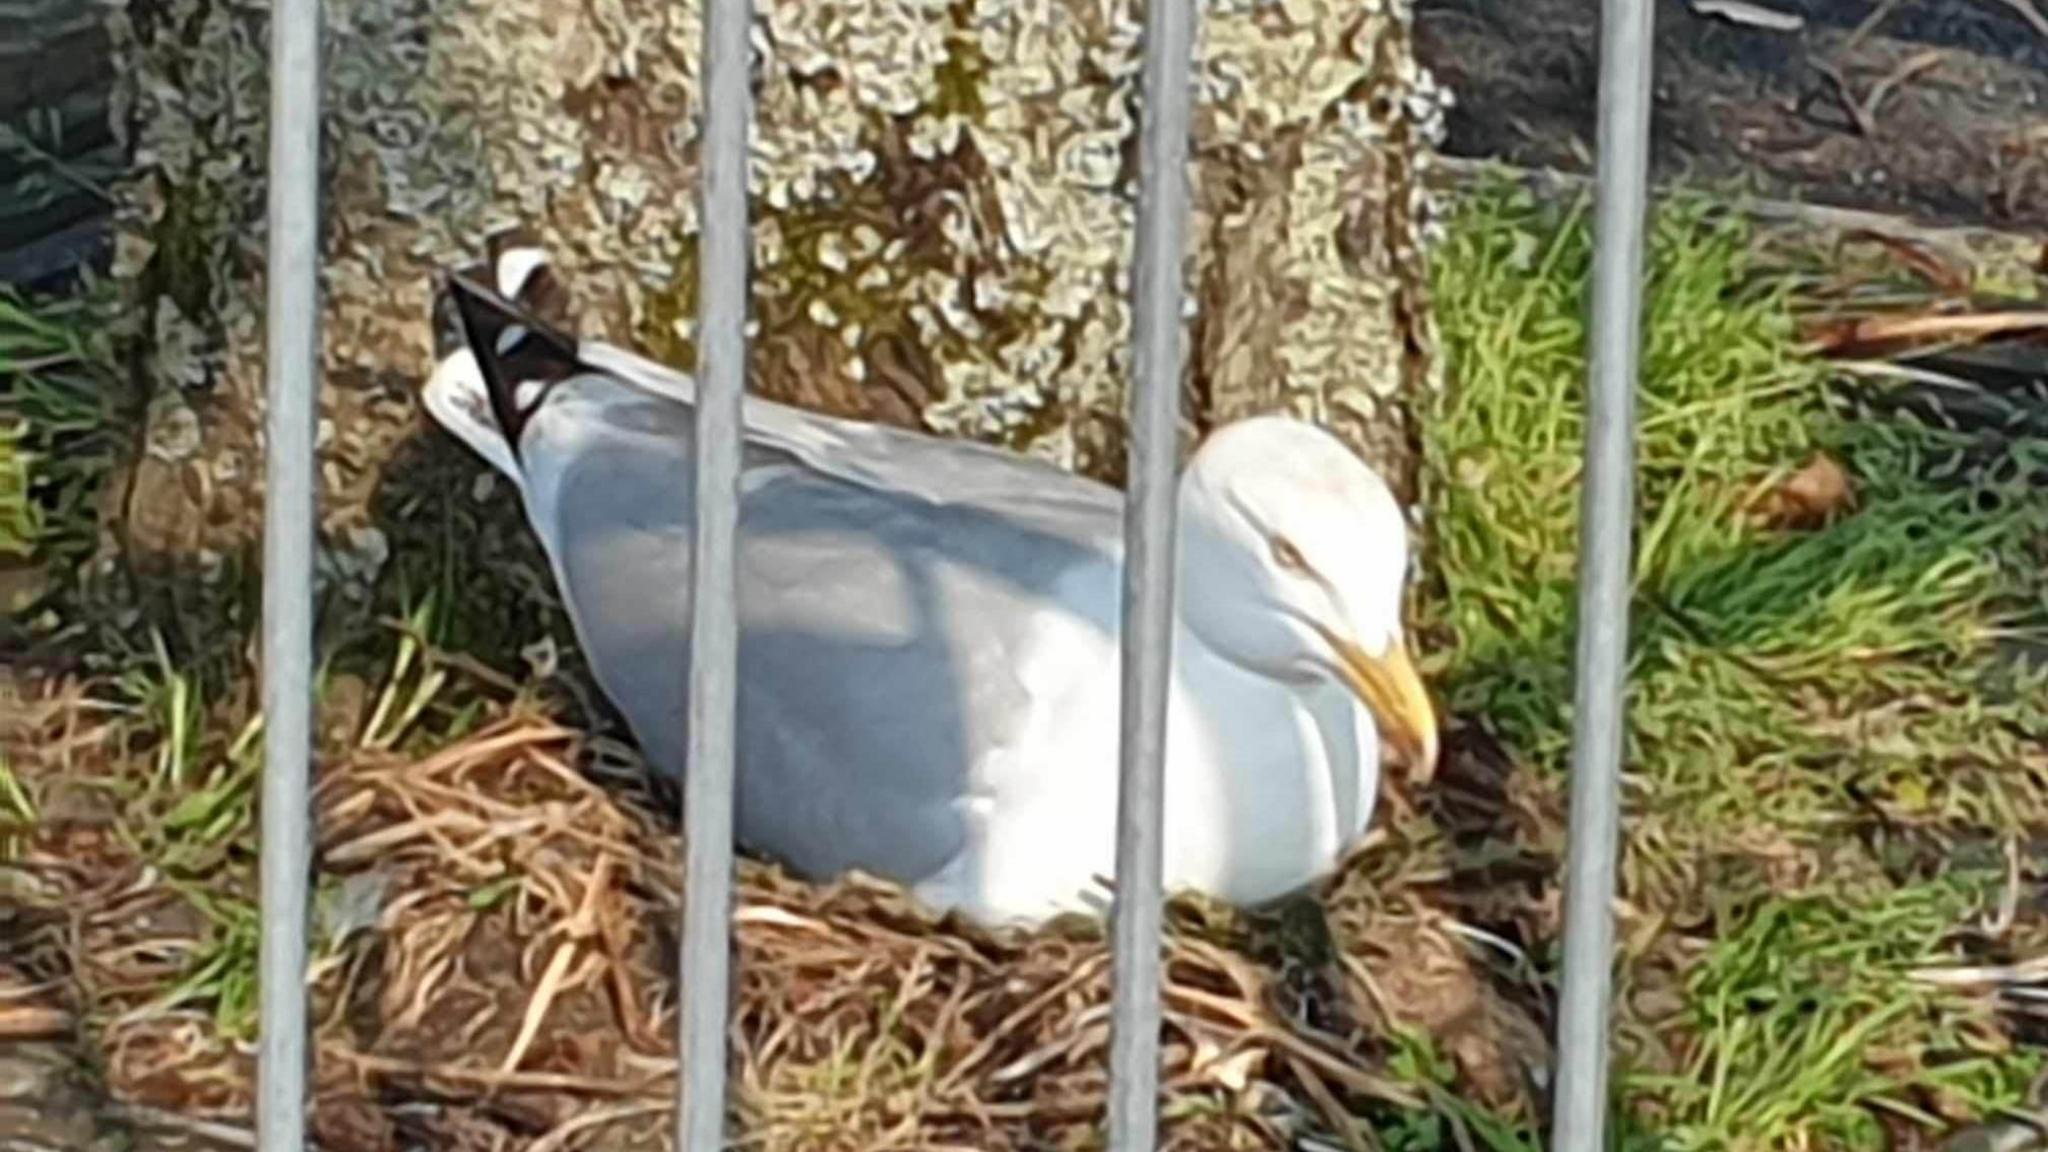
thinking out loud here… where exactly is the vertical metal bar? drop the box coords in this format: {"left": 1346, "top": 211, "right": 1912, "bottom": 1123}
{"left": 1550, "top": 0, "right": 1654, "bottom": 1148}
{"left": 258, "top": 0, "right": 322, "bottom": 1145}
{"left": 679, "top": 0, "right": 752, "bottom": 1143}
{"left": 1106, "top": 0, "right": 1198, "bottom": 1147}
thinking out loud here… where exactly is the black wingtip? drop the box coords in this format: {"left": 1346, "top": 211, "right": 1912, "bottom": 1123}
{"left": 436, "top": 253, "right": 585, "bottom": 459}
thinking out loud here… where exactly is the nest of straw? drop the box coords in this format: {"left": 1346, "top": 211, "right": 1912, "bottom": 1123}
{"left": 4, "top": 675, "right": 1553, "bottom": 1152}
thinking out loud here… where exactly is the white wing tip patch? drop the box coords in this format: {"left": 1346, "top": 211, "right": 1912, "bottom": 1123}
{"left": 495, "top": 247, "right": 549, "bottom": 299}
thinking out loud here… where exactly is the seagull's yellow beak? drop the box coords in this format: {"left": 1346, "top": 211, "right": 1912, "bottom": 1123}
{"left": 1331, "top": 636, "right": 1439, "bottom": 785}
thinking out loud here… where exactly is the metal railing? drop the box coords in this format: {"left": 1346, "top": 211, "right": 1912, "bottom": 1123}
{"left": 256, "top": 0, "right": 320, "bottom": 1145}
{"left": 253, "top": 0, "right": 1655, "bottom": 1148}
{"left": 676, "top": 0, "right": 754, "bottom": 1142}
{"left": 1551, "top": 1, "right": 1655, "bottom": 1146}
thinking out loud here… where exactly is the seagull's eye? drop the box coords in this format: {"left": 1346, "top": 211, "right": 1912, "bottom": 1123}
{"left": 1269, "top": 535, "right": 1307, "bottom": 573}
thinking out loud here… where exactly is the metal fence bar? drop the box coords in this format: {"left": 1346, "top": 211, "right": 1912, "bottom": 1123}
{"left": 257, "top": 0, "right": 323, "bottom": 1145}
{"left": 1105, "top": 0, "right": 1199, "bottom": 1146}
{"left": 679, "top": 0, "right": 754, "bottom": 1142}
{"left": 1551, "top": 0, "right": 1655, "bottom": 1147}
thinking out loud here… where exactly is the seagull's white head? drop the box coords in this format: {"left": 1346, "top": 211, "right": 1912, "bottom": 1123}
{"left": 1177, "top": 415, "right": 1439, "bottom": 781}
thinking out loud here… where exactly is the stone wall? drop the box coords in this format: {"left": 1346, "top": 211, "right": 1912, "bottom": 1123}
{"left": 106, "top": 0, "right": 1450, "bottom": 572}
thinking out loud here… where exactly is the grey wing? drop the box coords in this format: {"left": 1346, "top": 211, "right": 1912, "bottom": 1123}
{"left": 577, "top": 338, "right": 1128, "bottom": 544}
{"left": 535, "top": 389, "right": 1123, "bottom": 887}
{"left": 435, "top": 261, "right": 1124, "bottom": 547}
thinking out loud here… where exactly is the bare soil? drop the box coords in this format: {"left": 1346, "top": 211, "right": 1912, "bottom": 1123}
{"left": 1416, "top": 0, "right": 2048, "bottom": 231}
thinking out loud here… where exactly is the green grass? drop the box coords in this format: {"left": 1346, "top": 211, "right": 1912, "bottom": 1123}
{"left": 1424, "top": 182, "right": 2048, "bottom": 1148}
{"left": 1373, "top": 1030, "right": 1544, "bottom": 1151}
{"left": 0, "top": 754, "right": 34, "bottom": 861}
{"left": 0, "top": 421, "right": 31, "bottom": 557}
{"left": 92, "top": 588, "right": 526, "bottom": 1040}
{"left": 154, "top": 881, "right": 263, "bottom": 1041}
{"left": 0, "top": 282, "right": 123, "bottom": 578}
{"left": 1641, "top": 878, "right": 2037, "bottom": 1150}
{"left": 1426, "top": 180, "right": 2048, "bottom": 847}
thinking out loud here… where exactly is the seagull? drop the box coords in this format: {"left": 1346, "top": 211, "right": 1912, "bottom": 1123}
{"left": 420, "top": 243, "right": 1439, "bottom": 929}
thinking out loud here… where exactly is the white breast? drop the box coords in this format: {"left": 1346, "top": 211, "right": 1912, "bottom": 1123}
{"left": 1160, "top": 634, "right": 1371, "bottom": 907}
{"left": 918, "top": 611, "right": 1377, "bottom": 926}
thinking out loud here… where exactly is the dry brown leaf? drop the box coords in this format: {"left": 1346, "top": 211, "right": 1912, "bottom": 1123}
{"left": 1805, "top": 308, "right": 2048, "bottom": 356}
{"left": 1837, "top": 229, "right": 1975, "bottom": 296}
{"left": 0, "top": 1003, "right": 74, "bottom": 1040}
{"left": 1752, "top": 452, "right": 1857, "bottom": 530}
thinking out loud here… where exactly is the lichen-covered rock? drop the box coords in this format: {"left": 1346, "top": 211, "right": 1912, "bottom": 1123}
{"left": 105, "top": 0, "right": 1448, "bottom": 563}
